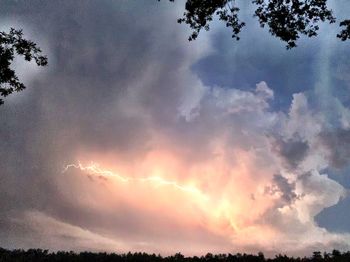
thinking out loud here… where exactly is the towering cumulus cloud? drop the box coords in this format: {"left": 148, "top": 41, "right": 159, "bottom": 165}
{"left": 1, "top": 0, "right": 350, "bottom": 257}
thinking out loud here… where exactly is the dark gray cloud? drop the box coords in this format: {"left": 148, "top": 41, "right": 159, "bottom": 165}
{"left": 265, "top": 174, "right": 299, "bottom": 205}
{"left": 271, "top": 137, "right": 310, "bottom": 169}
{"left": 318, "top": 129, "right": 350, "bottom": 168}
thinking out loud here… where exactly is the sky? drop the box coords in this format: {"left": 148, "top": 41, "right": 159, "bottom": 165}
{"left": 1, "top": 0, "right": 350, "bottom": 257}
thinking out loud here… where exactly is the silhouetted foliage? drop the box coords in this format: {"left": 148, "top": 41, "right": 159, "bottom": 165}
{"left": 0, "top": 28, "right": 47, "bottom": 105}
{"left": 3, "top": 248, "right": 350, "bottom": 262}
{"left": 161, "top": 0, "right": 350, "bottom": 49}
{"left": 176, "top": 0, "right": 245, "bottom": 42}
{"left": 337, "top": 20, "right": 350, "bottom": 41}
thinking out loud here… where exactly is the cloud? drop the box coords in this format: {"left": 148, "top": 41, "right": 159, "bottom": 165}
{"left": 209, "top": 81, "right": 274, "bottom": 115}
{"left": 3, "top": 211, "right": 125, "bottom": 252}
{"left": 271, "top": 138, "right": 309, "bottom": 170}
{"left": 318, "top": 129, "right": 350, "bottom": 168}
{"left": 265, "top": 174, "right": 299, "bottom": 205}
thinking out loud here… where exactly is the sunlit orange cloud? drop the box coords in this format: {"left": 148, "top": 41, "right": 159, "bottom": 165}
{"left": 59, "top": 137, "right": 281, "bottom": 251}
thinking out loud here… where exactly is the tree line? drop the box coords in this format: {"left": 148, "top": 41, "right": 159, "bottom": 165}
{"left": 1, "top": 247, "right": 350, "bottom": 262}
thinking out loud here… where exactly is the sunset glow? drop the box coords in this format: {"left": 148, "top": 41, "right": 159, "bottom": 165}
{"left": 58, "top": 147, "right": 296, "bottom": 254}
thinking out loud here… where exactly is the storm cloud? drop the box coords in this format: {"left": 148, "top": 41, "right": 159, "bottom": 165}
{"left": 1, "top": 0, "right": 350, "bottom": 257}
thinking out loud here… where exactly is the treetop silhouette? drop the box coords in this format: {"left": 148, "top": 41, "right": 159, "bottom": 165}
{"left": 162, "top": 0, "right": 350, "bottom": 49}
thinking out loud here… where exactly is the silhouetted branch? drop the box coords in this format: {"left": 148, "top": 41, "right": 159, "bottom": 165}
{"left": 0, "top": 28, "right": 47, "bottom": 105}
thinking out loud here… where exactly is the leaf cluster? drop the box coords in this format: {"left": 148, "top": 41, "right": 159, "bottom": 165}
{"left": 253, "top": 0, "right": 335, "bottom": 49}
{"left": 0, "top": 28, "right": 47, "bottom": 105}
{"left": 163, "top": 0, "right": 350, "bottom": 49}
